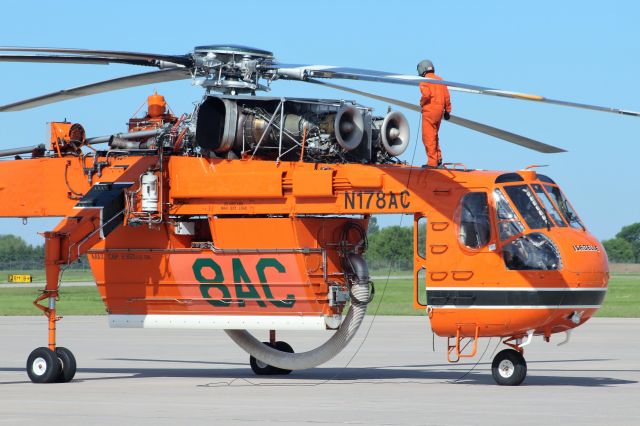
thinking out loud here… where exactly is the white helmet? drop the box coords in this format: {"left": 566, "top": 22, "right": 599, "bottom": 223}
{"left": 417, "top": 59, "right": 434, "bottom": 76}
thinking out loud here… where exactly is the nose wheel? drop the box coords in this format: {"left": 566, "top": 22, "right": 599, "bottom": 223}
{"left": 491, "top": 349, "right": 527, "bottom": 386}
{"left": 26, "top": 347, "right": 76, "bottom": 383}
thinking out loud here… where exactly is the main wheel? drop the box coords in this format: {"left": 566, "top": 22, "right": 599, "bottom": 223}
{"left": 55, "top": 347, "right": 77, "bottom": 383}
{"left": 491, "top": 349, "right": 527, "bottom": 386}
{"left": 271, "top": 341, "right": 294, "bottom": 375}
{"left": 249, "top": 342, "right": 276, "bottom": 375}
{"left": 27, "top": 347, "right": 62, "bottom": 384}
{"left": 249, "top": 341, "right": 295, "bottom": 375}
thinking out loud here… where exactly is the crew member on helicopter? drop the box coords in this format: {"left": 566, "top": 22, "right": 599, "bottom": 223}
{"left": 418, "top": 60, "right": 452, "bottom": 167}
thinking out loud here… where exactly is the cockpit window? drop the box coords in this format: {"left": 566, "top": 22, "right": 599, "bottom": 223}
{"left": 503, "top": 185, "right": 551, "bottom": 230}
{"left": 532, "top": 184, "right": 567, "bottom": 227}
{"left": 544, "top": 185, "right": 585, "bottom": 230}
{"left": 458, "top": 192, "right": 491, "bottom": 249}
{"left": 493, "top": 189, "right": 525, "bottom": 240}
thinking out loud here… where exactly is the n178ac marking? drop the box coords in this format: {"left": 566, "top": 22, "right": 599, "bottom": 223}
{"left": 344, "top": 190, "right": 410, "bottom": 210}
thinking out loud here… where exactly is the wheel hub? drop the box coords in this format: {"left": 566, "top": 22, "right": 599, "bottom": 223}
{"left": 31, "top": 357, "right": 47, "bottom": 376}
{"left": 498, "top": 359, "right": 515, "bottom": 378}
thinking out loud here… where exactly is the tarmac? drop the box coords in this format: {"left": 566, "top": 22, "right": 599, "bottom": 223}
{"left": 0, "top": 316, "right": 639, "bottom": 425}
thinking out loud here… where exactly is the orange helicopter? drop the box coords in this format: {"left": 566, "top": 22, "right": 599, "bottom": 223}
{"left": 0, "top": 45, "right": 636, "bottom": 386}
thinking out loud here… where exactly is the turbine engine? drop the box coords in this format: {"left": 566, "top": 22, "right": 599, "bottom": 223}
{"left": 195, "top": 95, "right": 409, "bottom": 163}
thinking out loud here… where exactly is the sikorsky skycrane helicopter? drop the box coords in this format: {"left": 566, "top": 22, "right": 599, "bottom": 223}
{"left": 0, "top": 45, "right": 637, "bottom": 386}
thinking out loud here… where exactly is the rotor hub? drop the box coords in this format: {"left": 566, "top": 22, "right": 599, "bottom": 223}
{"left": 192, "top": 45, "right": 274, "bottom": 94}
{"left": 193, "top": 45, "right": 274, "bottom": 59}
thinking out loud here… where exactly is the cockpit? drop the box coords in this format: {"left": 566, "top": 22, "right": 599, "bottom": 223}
{"left": 458, "top": 172, "right": 586, "bottom": 271}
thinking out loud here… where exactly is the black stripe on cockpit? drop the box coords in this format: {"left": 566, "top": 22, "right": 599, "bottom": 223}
{"left": 426, "top": 289, "right": 606, "bottom": 307}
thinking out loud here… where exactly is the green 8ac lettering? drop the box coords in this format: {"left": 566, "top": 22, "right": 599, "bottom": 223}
{"left": 194, "top": 257, "right": 296, "bottom": 308}
{"left": 256, "top": 258, "right": 296, "bottom": 308}
{"left": 232, "top": 258, "right": 266, "bottom": 307}
{"left": 194, "top": 258, "right": 230, "bottom": 307}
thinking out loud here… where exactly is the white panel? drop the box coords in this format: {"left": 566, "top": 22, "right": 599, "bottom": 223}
{"left": 109, "top": 314, "right": 328, "bottom": 331}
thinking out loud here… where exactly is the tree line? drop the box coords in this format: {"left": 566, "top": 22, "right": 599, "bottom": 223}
{"left": 0, "top": 235, "right": 88, "bottom": 270}
{"left": 365, "top": 217, "right": 416, "bottom": 271}
{"left": 0, "top": 235, "right": 44, "bottom": 266}
{"left": 602, "top": 223, "right": 640, "bottom": 263}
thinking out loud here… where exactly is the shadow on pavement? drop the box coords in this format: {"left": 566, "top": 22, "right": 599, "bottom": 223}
{"left": 0, "top": 359, "right": 636, "bottom": 388}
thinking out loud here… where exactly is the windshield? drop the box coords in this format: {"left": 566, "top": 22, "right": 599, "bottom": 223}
{"left": 544, "top": 185, "right": 585, "bottom": 230}
{"left": 531, "top": 184, "right": 567, "bottom": 227}
{"left": 493, "top": 189, "right": 525, "bottom": 240}
{"left": 503, "top": 185, "right": 551, "bottom": 230}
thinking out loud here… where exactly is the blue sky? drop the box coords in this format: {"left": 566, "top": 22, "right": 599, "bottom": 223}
{"left": 0, "top": 0, "right": 638, "bottom": 245}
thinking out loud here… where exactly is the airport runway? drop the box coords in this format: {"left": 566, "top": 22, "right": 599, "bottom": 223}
{"left": 0, "top": 316, "right": 639, "bottom": 425}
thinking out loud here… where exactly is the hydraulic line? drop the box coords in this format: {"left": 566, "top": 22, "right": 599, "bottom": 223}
{"left": 224, "top": 252, "right": 370, "bottom": 370}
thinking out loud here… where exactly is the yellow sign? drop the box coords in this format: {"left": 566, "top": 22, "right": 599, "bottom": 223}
{"left": 7, "top": 274, "right": 32, "bottom": 283}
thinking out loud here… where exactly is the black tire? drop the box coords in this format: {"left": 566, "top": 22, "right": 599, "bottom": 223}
{"left": 249, "top": 342, "right": 276, "bottom": 375}
{"left": 271, "top": 341, "right": 294, "bottom": 375}
{"left": 491, "top": 349, "right": 527, "bottom": 386}
{"left": 26, "top": 347, "right": 62, "bottom": 384}
{"left": 249, "top": 341, "right": 295, "bottom": 375}
{"left": 55, "top": 347, "right": 77, "bottom": 383}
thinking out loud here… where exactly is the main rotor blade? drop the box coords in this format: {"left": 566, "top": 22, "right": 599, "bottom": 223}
{"left": 0, "top": 68, "right": 190, "bottom": 112}
{"left": 447, "top": 115, "right": 565, "bottom": 153}
{"left": 274, "top": 64, "right": 640, "bottom": 118}
{"left": 0, "top": 46, "right": 192, "bottom": 67}
{"left": 0, "top": 54, "right": 159, "bottom": 67}
{"left": 307, "top": 79, "right": 566, "bottom": 154}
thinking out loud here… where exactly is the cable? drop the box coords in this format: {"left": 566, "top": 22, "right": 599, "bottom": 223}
{"left": 322, "top": 115, "right": 422, "bottom": 375}
{"left": 199, "top": 117, "right": 424, "bottom": 389}
{"left": 64, "top": 160, "right": 83, "bottom": 199}
{"left": 446, "top": 337, "right": 501, "bottom": 384}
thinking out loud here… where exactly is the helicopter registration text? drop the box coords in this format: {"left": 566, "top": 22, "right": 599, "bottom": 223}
{"left": 344, "top": 190, "right": 410, "bottom": 210}
{"left": 193, "top": 257, "right": 296, "bottom": 308}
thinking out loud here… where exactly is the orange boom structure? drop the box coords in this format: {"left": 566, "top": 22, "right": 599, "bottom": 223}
{"left": 0, "top": 44, "right": 634, "bottom": 386}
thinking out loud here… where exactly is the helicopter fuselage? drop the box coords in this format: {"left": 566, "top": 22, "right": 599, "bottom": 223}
{"left": 0, "top": 154, "right": 608, "bottom": 341}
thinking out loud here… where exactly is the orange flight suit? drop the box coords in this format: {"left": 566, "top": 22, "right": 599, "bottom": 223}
{"left": 420, "top": 74, "right": 452, "bottom": 167}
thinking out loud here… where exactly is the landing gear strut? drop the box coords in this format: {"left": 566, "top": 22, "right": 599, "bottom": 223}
{"left": 491, "top": 349, "right": 527, "bottom": 386}
{"left": 26, "top": 214, "right": 102, "bottom": 384}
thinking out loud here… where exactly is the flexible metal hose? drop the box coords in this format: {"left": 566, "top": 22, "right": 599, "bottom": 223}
{"left": 224, "top": 253, "right": 370, "bottom": 370}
